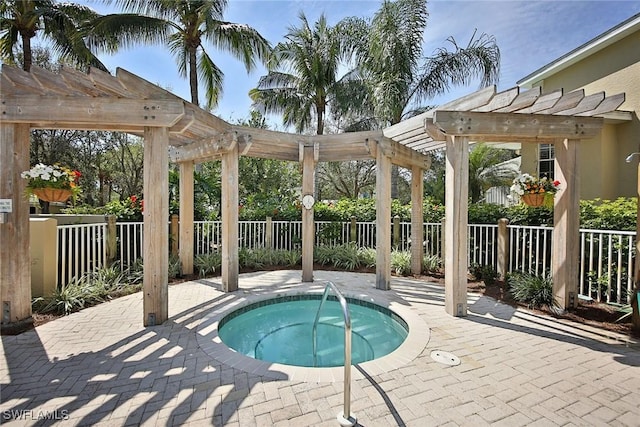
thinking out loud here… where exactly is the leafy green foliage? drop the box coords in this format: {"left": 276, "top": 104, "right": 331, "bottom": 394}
{"left": 195, "top": 253, "right": 222, "bottom": 277}
{"left": 470, "top": 263, "right": 498, "bottom": 286}
{"left": 391, "top": 250, "right": 411, "bottom": 276}
{"left": 507, "top": 273, "right": 556, "bottom": 309}
{"left": 422, "top": 255, "right": 441, "bottom": 274}
{"left": 580, "top": 198, "right": 637, "bottom": 231}
{"left": 32, "top": 263, "right": 142, "bottom": 315}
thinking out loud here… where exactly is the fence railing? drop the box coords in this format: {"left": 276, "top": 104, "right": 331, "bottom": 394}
{"left": 54, "top": 216, "right": 636, "bottom": 304}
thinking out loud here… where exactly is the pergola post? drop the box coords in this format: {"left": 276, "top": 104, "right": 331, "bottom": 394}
{"left": 222, "top": 143, "right": 239, "bottom": 292}
{"left": 301, "top": 144, "right": 316, "bottom": 282}
{"left": 376, "top": 144, "right": 392, "bottom": 290}
{"left": 143, "top": 126, "right": 170, "bottom": 326}
{"left": 552, "top": 138, "right": 580, "bottom": 310}
{"left": 444, "top": 135, "right": 469, "bottom": 317}
{"left": 411, "top": 166, "right": 424, "bottom": 275}
{"left": 178, "top": 161, "right": 194, "bottom": 275}
{"left": 0, "top": 123, "right": 32, "bottom": 327}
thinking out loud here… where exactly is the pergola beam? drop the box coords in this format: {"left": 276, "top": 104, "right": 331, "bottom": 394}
{"left": 1, "top": 95, "right": 185, "bottom": 128}
{"left": 432, "top": 110, "right": 603, "bottom": 140}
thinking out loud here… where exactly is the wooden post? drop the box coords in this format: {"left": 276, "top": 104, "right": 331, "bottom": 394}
{"left": 497, "top": 218, "right": 509, "bottom": 280}
{"left": 552, "top": 138, "right": 580, "bottom": 310}
{"left": 0, "top": 123, "right": 32, "bottom": 327}
{"left": 301, "top": 145, "right": 315, "bottom": 282}
{"left": 143, "top": 127, "right": 169, "bottom": 326}
{"left": 222, "top": 143, "right": 239, "bottom": 292}
{"left": 444, "top": 135, "right": 469, "bottom": 317}
{"left": 350, "top": 216, "right": 357, "bottom": 243}
{"left": 376, "top": 144, "right": 392, "bottom": 290}
{"left": 411, "top": 166, "right": 424, "bottom": 275}
{"left": 392, "top": 215, "right": 400, "bottom": 248}
{"left": 106, "top": 215, "right": 117, "bottom": 263}
{"left": 265, "top": 216, "right": 273, "bottom": 249}
{"left": 179, "top": 161, "right": 194, "bottom": 275}
{"left": 170, "top": 214, "right": 179, "bottom": 257}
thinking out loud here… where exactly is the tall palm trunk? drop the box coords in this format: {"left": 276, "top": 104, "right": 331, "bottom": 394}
{"left": 188, "top": 47, "right": 199, "bottom": 106}
{"left": 21, "top": 32, "right": 33, "bottom": 71}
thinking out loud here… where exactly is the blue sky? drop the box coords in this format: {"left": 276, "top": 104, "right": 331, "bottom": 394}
{"left": 74, "top": 1, "right": 640, "bottom": 127}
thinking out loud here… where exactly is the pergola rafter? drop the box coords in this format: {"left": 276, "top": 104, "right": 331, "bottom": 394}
{"left": 0, "top": 64, "right": 630, "bottom": 328}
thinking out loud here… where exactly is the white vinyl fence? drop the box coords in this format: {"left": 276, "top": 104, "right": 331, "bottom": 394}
{"left": 56, "top": 218, "right": 636, "bottom": 304}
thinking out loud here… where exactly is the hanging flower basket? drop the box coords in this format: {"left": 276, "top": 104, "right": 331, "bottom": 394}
{"left": 31, "top": 188, "right": 73, "bottom": 203}
{"left": 521, "top": 193, "right": 546, "bottom": 207}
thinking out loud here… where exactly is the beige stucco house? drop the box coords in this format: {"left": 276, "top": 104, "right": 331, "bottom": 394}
{"left": 517, "top": 12, "right": 640, "bottom": 200}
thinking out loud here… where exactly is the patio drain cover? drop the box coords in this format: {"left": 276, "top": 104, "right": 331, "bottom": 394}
{"left": 430, "top": 350, "right": 460, "bottom": 366}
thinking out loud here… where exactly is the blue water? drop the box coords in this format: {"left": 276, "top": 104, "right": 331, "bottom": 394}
{"left": 218, "top": 297, "right": 408, "bottom": 367}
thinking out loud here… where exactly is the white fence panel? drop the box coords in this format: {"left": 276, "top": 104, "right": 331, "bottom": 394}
{"left": 57, "top": 223, "right": 107, "bottom": 286}
{"left": 55, "top": 218, "right": 635, "bottom": 304}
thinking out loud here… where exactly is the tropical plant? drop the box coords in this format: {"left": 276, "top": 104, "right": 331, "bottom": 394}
{"left": 0, "top": 0, "right": 109, "bottom": 72}
{"left": 507, "top": 272, "right": 557, "bottom": 309}
{"left": 469, "top": 143, "right": 518, "bottom": 203}
{"left": 337, "top": 0, "right": 500, "bottom": 197}
{"left": 94, "top": 0, "right": 271, "bottom": 109}
{"left": 250, "top": 12, "right": 350, "bottom": 135}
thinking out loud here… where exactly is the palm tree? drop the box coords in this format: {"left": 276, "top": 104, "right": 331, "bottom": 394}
{"left": 92, "top": 0, "right": 271, "bottom": 109}
{"left": 337, "top": 0, "right": 500, "bottom": 198}
{"left": 468, "top": 143, "right": 517, "bottom": 203}
{"left": 0, "top": 0, "right": 108, "bottom": 72}
{"left": 249, "top": 12, "right": 349, "bottom": 135}
{"left": 339, "top": 0, "right": 500, "bottom": 128}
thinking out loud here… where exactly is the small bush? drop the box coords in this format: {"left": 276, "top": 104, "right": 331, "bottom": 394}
{"left": 507, "top": 272, "right": 556, "bottom": 309}
{"left": 470, "top": 263, "right": 498, "bottom": 286}
{"left": 391, "top": 250, "right": 411, "bottom": 276}
{"left": 422, "top": 255, "right": 441, "bottom": 274}
{"left": 195, "top": 252, "right": 221, "bottom": 277}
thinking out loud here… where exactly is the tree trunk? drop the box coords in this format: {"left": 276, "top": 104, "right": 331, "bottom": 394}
{"left": 189, "top": 47, "right": 199, "bottom": 106}
{"left": 21, "top": 33, "right": 32, "bottom": 72}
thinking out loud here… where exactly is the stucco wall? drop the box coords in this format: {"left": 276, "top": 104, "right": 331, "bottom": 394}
{"left": 523, "top": 29, "right": 640, "bottom": 200}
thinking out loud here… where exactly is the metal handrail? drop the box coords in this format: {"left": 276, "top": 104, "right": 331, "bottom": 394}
{"left": 312, "top": 282, "right": 355, "bottom": 426}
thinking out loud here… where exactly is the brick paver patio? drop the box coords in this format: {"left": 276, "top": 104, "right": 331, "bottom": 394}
{"left": 1, "top": 270, "right": 639, "bottom": 426}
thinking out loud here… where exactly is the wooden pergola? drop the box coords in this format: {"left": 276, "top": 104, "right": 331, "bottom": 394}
{"left": 0, "top": 65, "right": 629, "bottom": 327}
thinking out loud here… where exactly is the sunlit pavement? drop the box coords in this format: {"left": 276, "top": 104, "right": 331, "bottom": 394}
{"left": 1, "top": 270, "right": 639, "bottom": 426}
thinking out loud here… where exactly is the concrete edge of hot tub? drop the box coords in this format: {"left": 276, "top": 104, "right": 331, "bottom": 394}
{"left": 195, "top": 280, "right": 431, "bottom": 382}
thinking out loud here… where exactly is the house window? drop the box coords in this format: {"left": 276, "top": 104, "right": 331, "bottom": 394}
{"left": 539, "top": 144, "right": 554, "bottom": 179}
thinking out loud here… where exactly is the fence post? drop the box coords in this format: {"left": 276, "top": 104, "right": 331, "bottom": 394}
{"left": 170, "top": 214, "right": 179, "bottom": 256}
{"left": 106, "top": 215, "right": 117, "bottom": 263}
{"left": 350, "top": 216, "right": 357, "bottom": 243}
{"left": 265, "top": 216, "right": 273, "bottom": 249}
{"left": 393, "top": 215, "right": 400, "bottom": 248}
{"left": 497, "top": 218, "right": 509, "bottom": 280}
{"left": 441, "top": 218, "right": 446, "bottom": 263}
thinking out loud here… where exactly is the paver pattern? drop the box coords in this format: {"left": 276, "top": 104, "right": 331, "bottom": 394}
{"left": 1, "top": 270, "right": 639, "bottom": 426}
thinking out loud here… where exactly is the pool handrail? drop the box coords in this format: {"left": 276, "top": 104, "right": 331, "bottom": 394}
{"left": 311, "top": 282, "right": 356, "bottom": 426}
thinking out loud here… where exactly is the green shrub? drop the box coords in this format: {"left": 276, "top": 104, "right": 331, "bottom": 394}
{"left": 195, "top": 252, "right": 221, "bottom": 277}
{"left": 470, "top": 263, "right": 498, "bottom": 286}
{"left": 391, "top": 250, "right": 411, "bottom": 276}
{"left": 580, "top": 198, "right": 637, "bottom": 231}
{"left": 507, "top": 272, "right": 556, "bottom": 309}
{"left": 359, "top": 248, "right": 377, "bottom": 269}
{"left": 422, "top": 254, "right": 441, "bottom": 274}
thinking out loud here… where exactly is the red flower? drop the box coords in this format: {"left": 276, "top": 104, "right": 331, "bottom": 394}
{"left": 553, "top": 180, "right": 560, "bottom": 187}
{"left": 130, "top": 195, "right": 138, "bottom": 204}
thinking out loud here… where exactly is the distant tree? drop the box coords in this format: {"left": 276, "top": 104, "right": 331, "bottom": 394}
{"left": 317, "top": 161, "right": 376, "bottom": 200}
{"left": 0, "top": 0, "right": 107, "bottom": 71}
{"left": 250, "top": 12, "right": 352, "bottom": 135}
{"left": 468, "top": 143, "right": 517, "bottom": 203}
{"left": 337, "top": 0, "right": 500, "bottom": 198}
{"left": 93, "top": 0, "right": 271, "bottom": 109}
